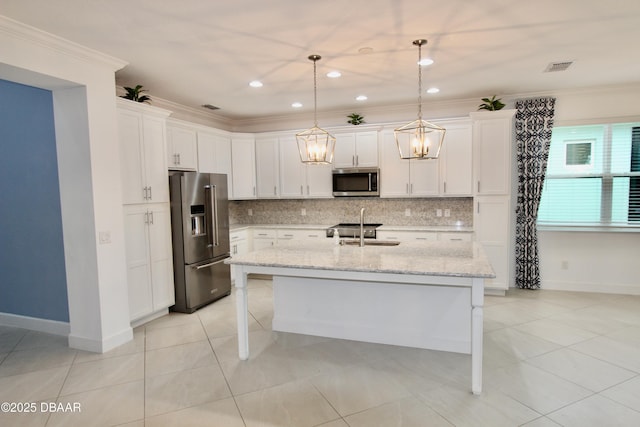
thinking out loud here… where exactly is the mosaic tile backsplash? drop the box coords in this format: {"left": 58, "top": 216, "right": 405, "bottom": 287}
{"left": 229, "top": 198, "right": 473, "bottom": 227}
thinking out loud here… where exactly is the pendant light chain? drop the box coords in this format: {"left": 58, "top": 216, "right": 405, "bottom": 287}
{"left": 417, "top": 40, "right": 423, "bottom": 121}
{"left": 313, "top": 56, "right": 318, "bottom": 126}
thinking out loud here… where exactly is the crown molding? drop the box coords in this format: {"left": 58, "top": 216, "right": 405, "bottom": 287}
{"left": 0, "top": 15, "right": 127, "bottom": 71}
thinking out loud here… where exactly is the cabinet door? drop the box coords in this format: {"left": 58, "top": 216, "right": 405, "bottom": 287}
{"left": 118, "top": 110, "right": 146, "bottom": 205}
{"left": 167, "top": 125, "right": 198, "bottom": 170}
{"left": 279, "top": 137, "right": 307, "bottom": 198}
{"left": 255, "top": 137, "right": 280, "bottom": 198}
{"left": 354, "top": 131, "right": 379, "bottom": 167}
{"left": 473, "top": 114, "right": 514, "bottom": 195}
{"left": 474, "top": 196, "right": 511, "bottom": 291}
{"left": 231, "top": 137, "right": 256, "bottom": 199}
{"left": 147, "top": 204, "right": 175, "bottom": 311}
{"left": 379, "top": 131, "right": 410, "bottom": 197}
{"left": 306, "top": 163, "right": 332, "bottom": 197}
{"left": 409, "top": 159, "right": 439, "bottom": 196}
{"left": 440, "top": 123, "right": 472, "bottom": 196}
{"left": 123, "top": 206, "right": 153, "bottom": 320}
{"left": 333, "top": 133, "right": 356, "bottom": 168}
{"left": 142, "top": 115, "right": 170, "bottom": 203}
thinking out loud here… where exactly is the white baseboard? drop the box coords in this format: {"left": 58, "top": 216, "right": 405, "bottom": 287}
{"left": 68, "top": 327, "right": 133, "bottom": 353}
{"left": 541, "top": 280, "right": 640, "bottom": 295}
{"left": 0, "top": 312, "right": 70, "bottom": 336}
{"left": 130, "top": 308, "right": 168, "bottom": 329}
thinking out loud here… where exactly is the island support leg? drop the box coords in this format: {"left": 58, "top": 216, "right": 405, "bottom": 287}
{"left": 471, "top": 277, "right": 484, "bottom": 395}
{"left": 234, "top": 265, "right": 249, "bottom": 360}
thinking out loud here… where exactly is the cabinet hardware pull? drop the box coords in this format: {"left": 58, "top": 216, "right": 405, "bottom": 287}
{"left": 450, "top": 238, "right": 463, "bottom": 241}
{"left": 477, "top": 181, "right": 480, "bottom": 193}
{"left": 274, "top": 186, "right": 277, "bottom": 195}
{"left": 410, "top": 183, "right": 414, "bottom": 194}
{"left": 307, "top": 185, "right": 310, "bottom": 195}
{"left": 406, "top": 183, "right": 409, "bottom": 194}
{"left": 144, "top": 212, "right": 149, "bottom": 224}
{"left": 444, "top": 182, "right": 447, "bottom": 193}
{"left": 149, "top": 211, "right": 154, "bottom": 224}
{"left": 356, "top": 155, "right": 359, "bottom": 166}
{"left": 148, "top": 186, "right": 152, "bottom": 200}
{"left": 143, "top": 187, "right": 147, "bottom": 200}
{"left": 177, "top": 153, "right": 181, "bottom": 165}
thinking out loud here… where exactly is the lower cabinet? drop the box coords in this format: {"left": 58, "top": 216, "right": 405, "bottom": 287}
{"left": 123, "top": 203, "right": 175, "bottom": 322}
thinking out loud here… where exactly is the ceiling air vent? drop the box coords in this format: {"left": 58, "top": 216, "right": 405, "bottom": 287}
{"left": 202, "top": 104, "right": 220, "bottom": 110}
{"left": 544, "top": 61, "right": 573, "bottom": 72}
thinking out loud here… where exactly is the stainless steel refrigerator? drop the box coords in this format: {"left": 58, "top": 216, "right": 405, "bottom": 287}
{"left": 169, "top": 171, "right": 231, "bottom": 313}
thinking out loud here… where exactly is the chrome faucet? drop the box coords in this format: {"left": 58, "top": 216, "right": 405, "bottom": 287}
{"left": 359, "top": 207, "right": 365, "bottom": 247}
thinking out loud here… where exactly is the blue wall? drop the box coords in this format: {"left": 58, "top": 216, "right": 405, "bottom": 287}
{"left": 0, "top": 79, "right": 69, "bottom": 322}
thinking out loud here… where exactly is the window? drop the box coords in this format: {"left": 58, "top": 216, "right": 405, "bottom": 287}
{"left": 538, "top": 122, "right": 640, "bottom": 227}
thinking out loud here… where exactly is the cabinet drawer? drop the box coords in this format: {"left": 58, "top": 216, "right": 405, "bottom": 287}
{"left": 377, "top": 230, "right": 438, "bottom": 242}
{"left": 252, "top": 229, "right": 277, "bottom": 239}
{"left": 230, "top": 229, "right": 248, "bottom": 242}
{"left": 439, "top": 232, "right": 473, "bottom": 242}
{"left": 277, "top": 229, "right": 325, "bottom": 240}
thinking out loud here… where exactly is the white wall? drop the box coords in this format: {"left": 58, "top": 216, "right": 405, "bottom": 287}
{"left": 0, "top": 15, "right": 133, "bottom": 351}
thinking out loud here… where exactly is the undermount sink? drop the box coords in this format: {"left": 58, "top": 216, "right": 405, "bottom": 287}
{"left": 340, "top": 239, "right": 400, "bottom": 246}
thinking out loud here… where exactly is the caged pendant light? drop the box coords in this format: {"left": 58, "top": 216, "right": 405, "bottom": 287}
{"left": 394, "top": 39, "right": 445, "bottom": 160}
{"left": 296, "top": 55, "right": 336, "bottom": 164}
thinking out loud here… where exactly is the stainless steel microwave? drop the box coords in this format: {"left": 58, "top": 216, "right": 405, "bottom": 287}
{"left": 332, "top": 168, "right": 379, "bottom": 197}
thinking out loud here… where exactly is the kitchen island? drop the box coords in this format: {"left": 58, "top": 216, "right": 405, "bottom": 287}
{"left": 226, "top": 239, "right": 495, "bottom": 394}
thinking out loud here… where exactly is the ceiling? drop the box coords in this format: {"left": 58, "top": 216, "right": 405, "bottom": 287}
{"left": 2, "top": 1, "right": 640, "bottom": 122}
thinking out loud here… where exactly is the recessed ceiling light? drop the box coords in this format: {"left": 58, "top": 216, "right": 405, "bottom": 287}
{"left": 326, "top": 71, "right": 341, "bottom": 78}
{"left": 426, "top": 87, "right": 440, "bottom": 94}
{"left": 249, "top": 80, "right": 263, "bottom": 88}
{"left": 291, "top": 102, "right": 303, "bottom": 108}
{"left": 356, "top": 95, "right": 368, "bottom": 101}
{"left": 418, "top": 58, "right": 434, "bottom": 66}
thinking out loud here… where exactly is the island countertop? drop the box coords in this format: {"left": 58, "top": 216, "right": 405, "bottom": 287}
{"left": 225, "top": 240, "right": 495, "bottom": 278}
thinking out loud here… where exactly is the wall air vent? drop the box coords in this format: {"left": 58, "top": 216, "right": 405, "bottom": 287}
{"left": 202, "top": 104, "right": 220, "bottom": 110}
{"left": 544, "top": 61, "right": 573, "bottom": 72}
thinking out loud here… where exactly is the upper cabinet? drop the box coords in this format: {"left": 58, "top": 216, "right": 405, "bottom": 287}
{"left": 438, "top": 119, "right": 473, "bottom": 197}
{"left": 279, "top": 136, "right": 332, "bottom": 198}
{"left": 255, "top": 136, "right": 280, "bottom": 198}
{"left": 117, "top": 99, "right": 171, "bottom": 205}
{"left": 379, "top": 120, "right": 472, "bottom": 198}
{"left": 197, "top": 130, "right": 233, "bottom": 196}
{"left": 471, "top": 110, "right": 516, "bottom": 195}
{"left": 166, "top": 120, "right": 198, "bottom": 170}
{"left": 231, "top": 135, "right": 257, "bottom": 199}
{"left": 333, "top": 130, "right": 379, "bottom": 168}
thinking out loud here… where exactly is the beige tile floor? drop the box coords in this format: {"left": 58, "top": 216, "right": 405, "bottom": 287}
{"left": 1, "top": 279, "right": 640, "bottom": 426}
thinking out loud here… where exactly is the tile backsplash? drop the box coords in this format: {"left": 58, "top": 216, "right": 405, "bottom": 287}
{"left": 229, "top": 198, "right": 473, "bottom": 227}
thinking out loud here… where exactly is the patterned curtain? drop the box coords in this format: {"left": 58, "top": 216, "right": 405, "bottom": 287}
{"left": 515, "top": 97, "right": 556, "bottom": 289}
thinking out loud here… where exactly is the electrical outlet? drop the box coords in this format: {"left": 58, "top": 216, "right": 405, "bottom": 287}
{"left": 436, "top": 209, "right": 443, "bottom": 217}
{"left": 98, "top": 231, "right": 111, "bottom": 244}
{"left": 301, "top": 208, "right": 307, "bottom": 216}
{"left": 405, "top": 208, "right": 411, "bottom": 217}
{"left": 444, "top": 209, "right": 451, "bottom": 217}
{"left": 248, "top": 209, "right": 253, "bottom": 216}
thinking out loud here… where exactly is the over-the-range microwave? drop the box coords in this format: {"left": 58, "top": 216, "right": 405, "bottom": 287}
{"left": 332, "top": 167, "right": 380, "bottom": 197}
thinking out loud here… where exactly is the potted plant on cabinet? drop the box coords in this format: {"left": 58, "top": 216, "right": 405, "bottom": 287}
{"left": 120, "top": 85, "right": 151, "bottom": 103}
{"left": 478, "top": 95, "right": 505, "bottom": 111}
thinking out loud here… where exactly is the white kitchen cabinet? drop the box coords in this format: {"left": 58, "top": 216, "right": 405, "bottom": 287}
{"left": 276, "top": 228, "right": 325, "bottom": 242}
{"left": 474, "top": 196, "right": 513, "bottom": 293}
{"left": 279, "top": 136, "right": 332, "bottom": 198}
{"left": 252, "top": 228, "right": 276, "bottom": 250}
{"left": 376, "top": 230, "right": 438, "bottom": 242}
{"left": 471, "top": 109, "right": 516, "bottom": 294}
{"left": 255, "top": 137, "right": 280, "bottom": 198}
{"left": 379, "top": 130, "right": 439, "bottom": 197}
{"left": 471, "top": 110, "right": 516, "bottom": 195}
{"left": 438, "top": 120, "right": 473, "bottom": 196}
{"left": 439, "top": 232, "right": 473, "bottom": 242}
{"left": 230, "top": 229, "right": 250, "bottom": 282}
{"left": 231, "top": 136, "right": 257, "bottom": 199}
{"left": 333, "top": 130, "right": 379, "bottom": 168}
{"left": 123, "top": 203, "right": 175, "bottom": 322}
{"left": 117, "top": 100, "right": 171, "bottom": 205}
{"left": 166, "top": 121, "right": 198, "bottom": 170}
{"left": 197, "top": 130, "right": 234, "bottom": 195}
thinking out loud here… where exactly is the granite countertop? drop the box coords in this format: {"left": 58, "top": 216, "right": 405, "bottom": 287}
{"left": 230, "top": 224, "right": 473, "bottom": 233}
{"left": 226, "top": 240, "right": 495, "bottom": 278}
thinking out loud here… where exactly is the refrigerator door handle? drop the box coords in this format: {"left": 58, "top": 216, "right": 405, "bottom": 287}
{"left": 204, "top": 185, "right": 214, "bottom": 247}
{"left": 194, "top": 258, "right": 227, "bottom": 270}
{"left": 212, "top": 184, "right": 220, "bottom": 247}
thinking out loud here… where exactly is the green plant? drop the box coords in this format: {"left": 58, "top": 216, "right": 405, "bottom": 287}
{"left": 347, "top": 113, "right": 365, "bottom": 125}
{"left": 121, "top": 85, "right": 151, "bottom": 103}
{"left": 478, "top": 95, "right": 505, "bottom": 111}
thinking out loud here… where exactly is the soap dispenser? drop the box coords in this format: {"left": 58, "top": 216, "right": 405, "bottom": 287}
{"left": 333, "top": 228, "right": 340, "bottom": 245}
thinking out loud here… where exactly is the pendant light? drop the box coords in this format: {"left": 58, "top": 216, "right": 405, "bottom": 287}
{"left": 394, "top": 39, "right": 445, "bottom": 160}
{"left": 296, "top": 54, "right": 336, "bottom": 164}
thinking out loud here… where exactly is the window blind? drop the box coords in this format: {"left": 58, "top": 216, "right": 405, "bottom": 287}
{"left": 538, "top": 122, "right": 640, "bottom": 226}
